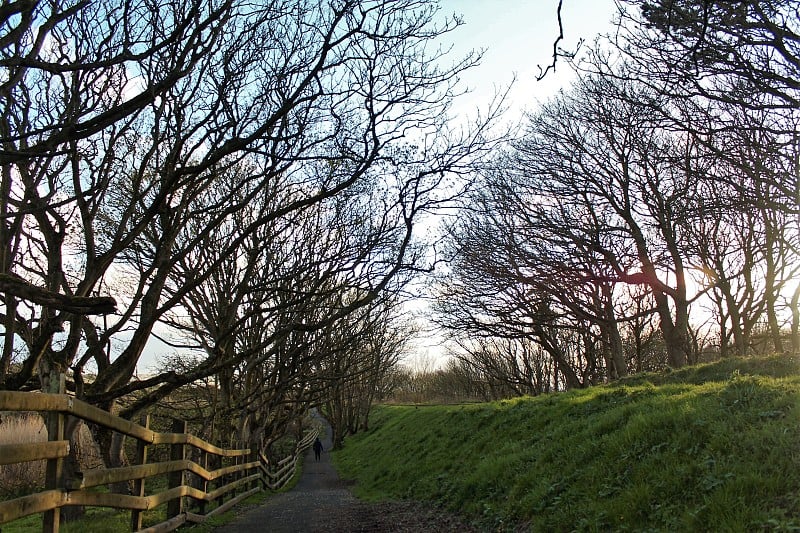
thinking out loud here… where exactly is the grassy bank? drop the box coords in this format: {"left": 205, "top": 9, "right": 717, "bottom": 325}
{"left": 333, "top": 355, "right": 800, "bottom": 531}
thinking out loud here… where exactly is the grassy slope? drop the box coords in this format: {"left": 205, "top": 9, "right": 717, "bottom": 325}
{"left": 334, "top": 355, "right": 800, "bottom": 531}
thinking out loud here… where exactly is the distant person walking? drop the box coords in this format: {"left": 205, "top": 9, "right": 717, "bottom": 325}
{"left": 313, "top": 437, "right": 323, "bottom": 461}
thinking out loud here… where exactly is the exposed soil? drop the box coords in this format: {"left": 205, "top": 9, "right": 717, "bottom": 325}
{"left": 213, "top": 414, "right": 477, "bottom": 533}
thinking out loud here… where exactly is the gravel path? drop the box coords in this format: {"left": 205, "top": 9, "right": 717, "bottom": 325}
{"left": 214, "top": 413, "right": 477, "bottom": 532}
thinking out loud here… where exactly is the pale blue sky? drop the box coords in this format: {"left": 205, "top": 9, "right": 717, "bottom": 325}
{"left": 441, "top": 0, "right": 619, "bottom": 117}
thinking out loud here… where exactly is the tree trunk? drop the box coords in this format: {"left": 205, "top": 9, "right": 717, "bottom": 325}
{"left": 791, "top": 283, "right": 800, "bottom": 355}
{"left": 90, "top": 402, "right": 132, "bottom": 495}
{"left": 602, "top": 284, "right": 627, "bottom": 379}
{"left": 61, "top": 417, "right": 87, "bottom": 522}
{"left": 716, "top": 273, "right": 748, "bottom": 355}
{"left": 763, "top": 249, "right": 784, "bottom": 354}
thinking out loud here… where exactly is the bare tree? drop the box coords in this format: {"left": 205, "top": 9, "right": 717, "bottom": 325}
{"left": 0, "top": 2, "right": 512, "bottom": 497}
{"left": 322, "top": 296, "right": 412, "bottom": 448}
{"left": 1, "top": 0, "right": 502, "bottom": 401}
{"left": 452, "top": 337, "right": 558, "bottom": 399}
{"left": 433, "top": 176, "right": 608, "bottom": 388}
{"left": 143, "top": 154, "right": 426, "bottom": 448}
{"left": 609, "top": 0, "right": 800, "bottom": 354}
{"left": 437, "top": 68, "right": 709, "bottom": 374}
{"left": 616, "top": 0, "right": 799, "bottom": 113}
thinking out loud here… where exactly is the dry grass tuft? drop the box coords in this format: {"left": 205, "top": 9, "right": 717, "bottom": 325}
{"left": 0, "top": 412, "right": 47, "bottom": 496}
{"left": 0, "top": 412, "right": 104, "bottom": 497}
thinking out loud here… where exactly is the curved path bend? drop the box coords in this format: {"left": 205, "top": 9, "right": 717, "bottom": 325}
{"left": 214, "top": 413, "right": 476, "bottom": 533}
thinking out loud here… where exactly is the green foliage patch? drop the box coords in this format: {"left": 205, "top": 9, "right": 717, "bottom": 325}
{"left": 333, "top": 355, "right": 800, "bottom": 531}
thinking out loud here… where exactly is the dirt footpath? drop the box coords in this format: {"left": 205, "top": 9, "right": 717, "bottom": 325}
{"left": 213, "top": 415, "right": 476, "bottom": 533}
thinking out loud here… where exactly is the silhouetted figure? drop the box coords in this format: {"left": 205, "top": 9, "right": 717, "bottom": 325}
{"left": 313, "top": 437, "right": 323, "bottom": 461}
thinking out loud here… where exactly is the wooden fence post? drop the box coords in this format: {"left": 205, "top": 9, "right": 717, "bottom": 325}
{"left": 196, "top": 448, "right": 208, "bottom": 515}
{"left": 130, "top": 414, "right": 149, "bottom": 531}
{"left": 217, "top": 451, "right": 225, "bottom": 505}
{"left": 167, "top": 419, "right": 187, "bottom": 519}
{"left": 233, "top": 442, "right": 240, "bottom": 497}
{"left": 43, "top": 373, "right": 66, "bottom": 533}
{"left": 249, "top": 447, "right": 258, "bottom": 491}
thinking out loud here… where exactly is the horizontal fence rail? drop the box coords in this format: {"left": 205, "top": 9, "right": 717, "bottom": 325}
{"left": 261, "top": 430, "right": 318, "bottom": 491}
{"left": 0, "top": 390, "right": 318, "bottom": 532}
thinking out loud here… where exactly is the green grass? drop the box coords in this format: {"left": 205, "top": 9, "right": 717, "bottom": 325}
{"left": 333, "top": 354, "right": 800, "bottom": 532}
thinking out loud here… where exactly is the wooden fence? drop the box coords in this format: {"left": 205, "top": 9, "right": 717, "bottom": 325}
{"left": 0, "top": 388, "right": 318, "bottom": 532}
